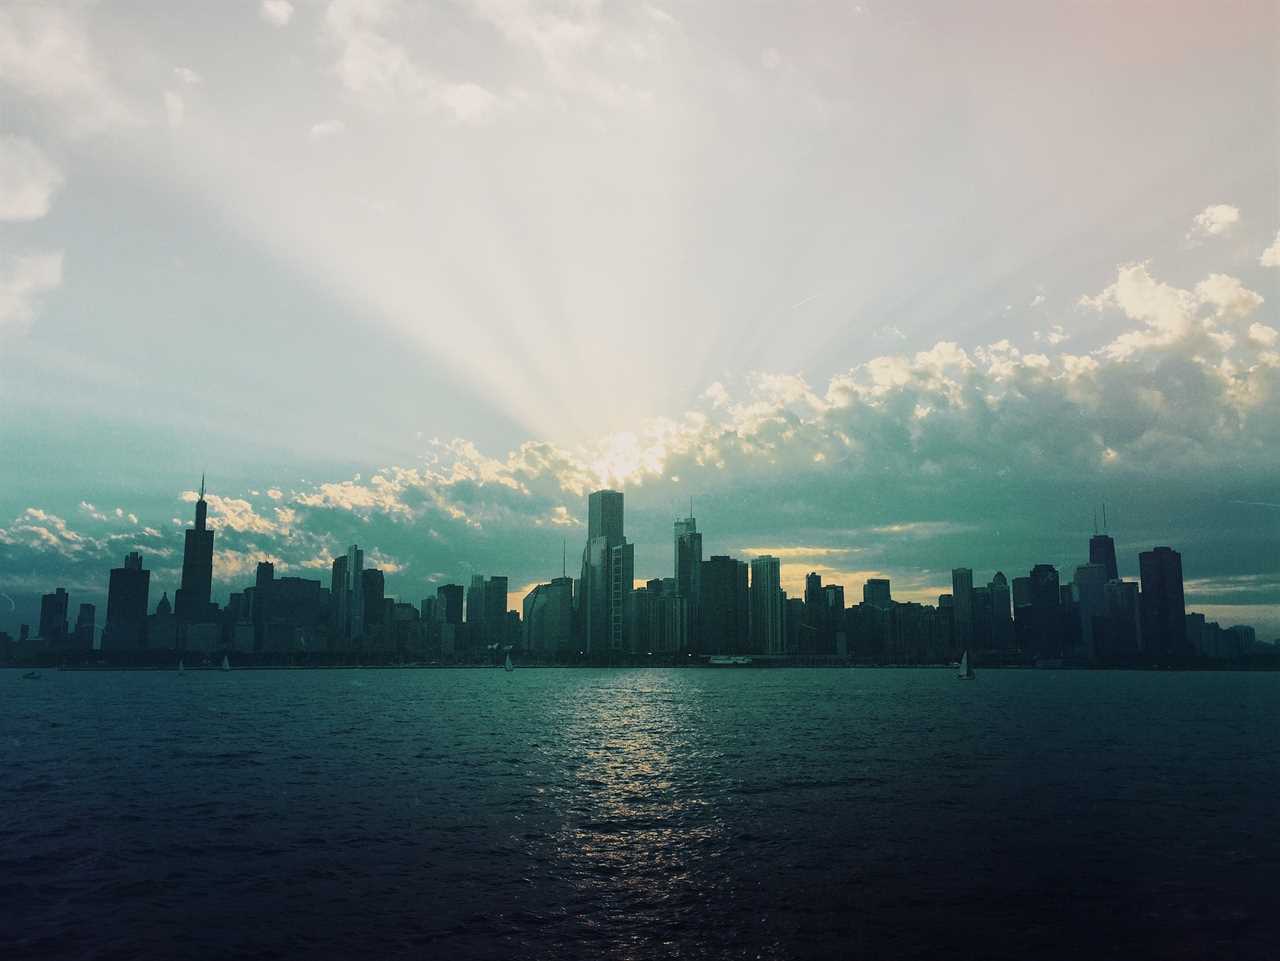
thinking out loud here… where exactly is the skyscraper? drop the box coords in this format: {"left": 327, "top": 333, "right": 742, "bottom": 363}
{"left": 580, "top": 489, "right": 634, "bottom": 654}
{"left": 38, "top": 588, "right": 69, "bottom": 644}
{"left": 523, "top": 577, "right": 574, "bottom": 653}
{"left": 988, "top": 571, "right": 1013, "bottom": 650}
{"left": 74, "top": 603, "right": 95, "bottom": 649}
{"left": 1139, "top": 546, "right": 1187, "bottom": 656}
{"left": 674, "top": 511, "right": 703, "bottom": 645}
{"left": 330, "top": 545, "right": 365, "bottom": 644}
{"left": 951, "top": 568, "right": 974, "bottom": 649}
{"left": 749, "top": 555, "right": 784, "bottom": 654}
{"left": 1089, "top": 533, "right": 1119, "bottom": 582}
{"left": 175, "top": 475, "right": 215, "bottom": 624}
{"left": 435, "top": 584, "right": 464, "bottom": 625}
{"left": 1072, "top": 563, "right": 1109, "bottom": 659}
{"left": 863, "top": 578, "right": 892, "bottom": 610}
{"left": 104, "top": 551, "right": 150, "bottom": 650}
{"left": 701, "top": 555, "right": 749, "bottom": 653}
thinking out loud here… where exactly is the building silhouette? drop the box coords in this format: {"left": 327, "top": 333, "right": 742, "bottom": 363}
{"left": 1139, "top": 546, "right": 1187, "bottom": 656}
{"left": 174, "top": 475, "right": 215, "bottom": 624}
{"left": 951, "top": 568, "right": 974, "bottom": 649}
{"left": 863, "top": 578, "right": 892, "bottom": 610}
{"left": 701, "top": 555, "right": 748, "bottom": 653}
{"left": 1089, "top": 532, "right": 1119, "bottom": 582}
{"left": 749, "top": 555, "right": 784, "bottom": 654}
{"left": 38, "top": 588, "right": 69, "bottom": 645}
{"left": 674, "top": 510, "right": 703, "bottom": 648}
{"left": 579, "top": 490, "right": 634, "bottom": 654}
{"left": 523, "top": 577, "right": 573, "bottom": 654}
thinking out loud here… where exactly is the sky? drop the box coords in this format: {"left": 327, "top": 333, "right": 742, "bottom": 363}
{"left": 0, "top": 0, "right": 1278, "bottom": 639}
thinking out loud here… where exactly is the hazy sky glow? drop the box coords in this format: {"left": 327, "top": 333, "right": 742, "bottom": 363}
{"left": 0, "top": 0, "right": 1277, "bottom": 636}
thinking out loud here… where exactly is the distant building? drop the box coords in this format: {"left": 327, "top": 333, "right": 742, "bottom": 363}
{"left": 435, "top": 584, "right": 464, "bottom": 625}
{"left": 1139, "top": 547, "right": 1187, "bottom": 656}
{"left": 863, "top": 578, "right": 892, "bottom": 610}
{"left": 523, "top": 577, "right": 574, "bottom": 654}
{"left": 38, "top": 588, "right": 69, "bottom": 645}
{"left": 988, "top": 572, "right": 1013, "bottom": 650}
{"left": 74, "top": 603, "right": 95, "bottom": 650}
{"left": 674, "top": 513, "right": 703, "bottom": 645}
{"left": 749, "top": 556, "right": 784, "bottom": 654}
{"left": 330, "top": 545, "right": 365, "bottom": 645}
{"left": 700, "top": 555, "right": 748, "bottom": 653}
{"left": 103, "top": 552, "right": 151, "bottom": 650}
{"left": 1089, "top": 533, "right": 1119, "bottom": 582}
{"left": 580, "top": 489, "right": 634, "bottom": 654}
{"left": 1072, "top": 563, "right": 1109, "bottom": 659}
{"left": 951, "top": 568, "right": 974, "bottom": 649}
{"left": 175, "top": 475, "right": 216, "bottom": 624}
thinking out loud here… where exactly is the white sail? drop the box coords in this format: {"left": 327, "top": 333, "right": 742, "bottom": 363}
{"left": 178, "top": 659, "right": 184, "bottom": 674}
{"left": 504, "top": 652, "right": 514, "bottom": 672}
{"left": 221, "top": 655, "right": 230, "bottom": 672}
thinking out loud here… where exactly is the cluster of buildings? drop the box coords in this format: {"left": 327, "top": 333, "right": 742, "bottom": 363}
{"left": 0, "top": 483, "right": 1263, "bottom": 665}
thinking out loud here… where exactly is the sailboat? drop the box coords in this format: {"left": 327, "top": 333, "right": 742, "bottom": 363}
{"left": 957, "top": 650, "right": 976, "bottom": 680}
{"left": 504, "top": 652, "right": 514, "bottom": 672}
{"left": 178, "top": 659, "right": 185, "bottom": 675}
{"left": 220, "top": 655, "right": 231, "bottom": 672}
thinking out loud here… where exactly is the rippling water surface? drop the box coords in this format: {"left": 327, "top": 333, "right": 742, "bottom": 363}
{"left": 3, "top": 667, "right": 1277, "bottom": 959}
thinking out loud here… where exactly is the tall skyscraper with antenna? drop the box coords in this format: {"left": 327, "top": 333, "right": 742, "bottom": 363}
{"left": 1089, "top": 504, "right": 1119, "bottom": 581}
{"left": 175, "top": 474, "right": 215, "bottom": 624}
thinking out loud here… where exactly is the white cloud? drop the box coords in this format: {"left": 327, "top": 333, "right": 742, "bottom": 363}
{"left": 0, "top": 4, "right": 137, "bottom": 134}
{"left": 0, "top": 135, "right": 64, "bottom": 221}
{"left": 163, "top": 91, "right": 185, "bottom": 128}
{"left": 323, "top": 0, "right": 499, "bottom": 123}
{"left": 173, "top": 66, "right": 202, "bottom": 86}
{"left": 1261, "top": 231, "right": 1280, "bottom": 267}
{"left": 1187, "top": 203, "right": 1240, "bottom": 243}
{"left": 1030, "top": 293, "right": 1046, "bottom": 308}
{"left": 261, "top": 0, "right": 295, "bottom": 27}
{"left": 761, "top": 47, "right": 782, "bottom": 70}
{"left": 0, "top": 251, "right": 63, "bottom": 333}
{"left": 309, "top": 119, "right": 345, "bottom": 139}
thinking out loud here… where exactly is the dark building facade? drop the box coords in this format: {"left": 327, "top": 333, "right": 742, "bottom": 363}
{"left": 700, "top": 555, "right": 748, "bottom": 653}
{"left": 175, "top": 476, "right": 215, "bottom": 624}
{"left": 1139, "top": 546, "right": 1187, "bottom": 656}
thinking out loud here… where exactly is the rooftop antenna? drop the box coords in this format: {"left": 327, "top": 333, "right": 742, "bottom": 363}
{"left": 690, "top": 495, "right": 694, "bottom": 519}
{"left": 1093, "top": 507, "right": 1098, "bottom": 535}
{"left": 1103, "top": 503, "right": 1108, "bottom": 533}
{"left": 562, "top": 538, "right": 566, "bottom": 578}
{"left": 199, "top": 471, "right": 206, "bottom": 500}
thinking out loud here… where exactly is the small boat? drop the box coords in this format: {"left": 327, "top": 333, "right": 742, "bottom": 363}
{"left": 22, "top": 671, "right": 40, "bottom": 680}
{"left": 178, "top": 659, "right": 185, "bottom": 675}
{"left": 220, "top": 655, "right": 231, "bottom": 672}
{"left": 957, "top": 650, "right": 976, "bottom": 680}
{"left": 504, "top": 652, "right": 514, "bottom": 672}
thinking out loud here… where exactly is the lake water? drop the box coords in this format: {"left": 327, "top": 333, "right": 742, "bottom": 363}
{"left": 2, "top": 667, "right": 1277, "bottom": 959}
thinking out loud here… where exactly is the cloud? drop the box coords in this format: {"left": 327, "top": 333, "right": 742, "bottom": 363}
{"left": 173, "top": 66, "right": 202, "bottom": 86}
{"left": 260, "top": 0, "right": 295, "bottom": 27}
{"left": 1261, "top": 231, "right": 1280, "bottom": 267}
{"left": 1034, "top": 324, "right": 1068, "bottom": 345}
{"left": 309, "top": 119, "right": 345, "bottom": 139}
{"left": 164, "top": 91, "right": 185, "bottom": 128}
{"left": 0, "top": 4, "right": 137, "bottom": 134}
{"left": 761, "top": 47, "right": 782, "bottom": 70}
{"left": 323, "top": 0, "right": 499, "bottom": 123}
{"left": 0, "top": 136, "right": 64, "bottom": 221}
{"left": 1186, "top": 203, "right": 1240, "bottom": 243}
{"left": 0, "top": 251, "right": 64, "bottom": 334}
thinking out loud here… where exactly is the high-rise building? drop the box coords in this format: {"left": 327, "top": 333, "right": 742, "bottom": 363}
{"left": 484, "top": 576, "right": 509, "bottom": 647}
{"left": 951, "top": 568, "right": 974, "bottom": 649}
{"left": 749, "top": 555, "right": 784, "bottom": 654}
{"left": 466, "top": 575, "right": 486, "bottom": 627}
{"left": 863, "top": 578, "right": 892, "bottom": 610}
{"left": 38, "top": 588, "right": 69, "bottom": 644}
{"left": 988, "top": 572, "right": 1013, "bottom": 650}
{"left": 588, "top": 490, "right": 624, "bottom": 546}
{"left": 523, "top": 577, "right": 574, "bottom": 653}
{"left": 361, "top": 568, "right": 386, "bottom": 633}
{"left": 104, "top": 551, "right": 150, "bottom": 650}
{"left": 580, "top": 490, "right": 634, "bottom": 654}
{"left": 1072, "top": 563, "right": 1109, "bottom": 658}
{"left": 1139, "top": 546, "right": 1187, "bottom": 656}
{"left": 74, "top": 603, "right": 95, "bottom": 649}
{"left": 700, "top": 555, "right": 749, "bottom": 653}
{"left": 1100, "top": 579, "right": 1141, "bottom": 657}
{"left": 1027, "top": 564, "right": 1063, "bottom": 659}
{"left": 1089, "top": 533, "right": 1119, "bottom": 582}
{"left": 802, "top": 572, "right": 826, "bottom": 653}
{"left": 175, "top": 475, "right": 215, "bottom": 624}
{"left": 435, "top": 584, "right": 464, "bottom": 625}
{"left": 330, "top": 545, "right": 365, "bottom": 644}
{"left": 674, "top": 512, "right": 703, "bottom": 644}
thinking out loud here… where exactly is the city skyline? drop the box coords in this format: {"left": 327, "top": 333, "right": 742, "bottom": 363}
{"left": 1, "top": 1, "right": 1278, "bottom": 639}
{"left": 4, "top": 481, "right": 1270, "bottom": 659}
